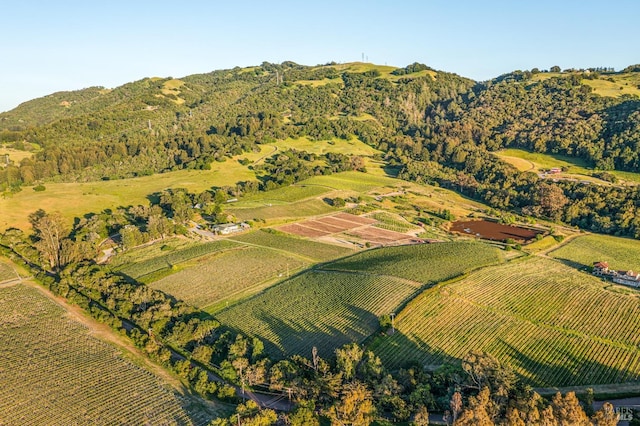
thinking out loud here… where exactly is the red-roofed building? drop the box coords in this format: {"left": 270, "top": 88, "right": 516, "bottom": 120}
{"left": 592, "top": 261, "right": 609, "bottom": 275}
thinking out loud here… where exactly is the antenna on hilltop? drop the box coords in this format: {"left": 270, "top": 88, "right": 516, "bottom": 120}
{"left": 362, "top": 52, "right": 364, "bottom": 62}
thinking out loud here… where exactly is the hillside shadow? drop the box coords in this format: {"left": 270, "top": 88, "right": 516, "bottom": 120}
{"left": 496, "top": 340, "right": 634, "bottom": 388}
{"left": 548, "top": 256, "right": 589, "bottom": 272}
{"left": 223, "top": 304, "right": 382, "bottom": 360}
{"left": 371, "top": 329, "right": 455, "bottom": 372}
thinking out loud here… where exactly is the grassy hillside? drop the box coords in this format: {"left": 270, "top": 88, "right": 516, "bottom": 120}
{"left": 323, "top": 241, "right": 504, "bottom": 284}
{"left": 550, "top": 233, "right": 640, "bottom": 271}
{"left": 495, "top": 148, "right": 640, "bottom": 184}
{"left": 115, "top": 239, "right": 240, "bottom": 279}
{"left": 228, "top": 229, "right": 353, "bottom": 262}
{"left": 0, "top": 282, "right": 217, "bottom": 424}
{"left": 149, "top": 246, "right": 309, "bottom": 312}
{"left": 371, "top": 257, "right": 640, "bottom": 386}
{"left": 217, "top": 270, "right": 421, "bottom": 358}
{"left": 217, "top": 242, "right": 504, "bottom": 358}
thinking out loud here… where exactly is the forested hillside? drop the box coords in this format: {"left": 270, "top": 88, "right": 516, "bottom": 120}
{"left": 2, "top": 61, "right": 640, "bottom": 236}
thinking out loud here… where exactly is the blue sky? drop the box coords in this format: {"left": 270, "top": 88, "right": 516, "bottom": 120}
{"left": 1, "top": 0, "right": 638, "bottom": 112}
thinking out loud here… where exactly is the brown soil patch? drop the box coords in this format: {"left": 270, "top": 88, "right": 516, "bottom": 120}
{"left": 348, "top": 227, "right": 413, "bottom": 244}
{"left": 451, "top": 220, "right": 541, "bottom": 242}
{"left": 279, "top": 223, "right": 330, "bottom": 238}
{"left": 334, "top": 212, "right": 377, "bottom": 225}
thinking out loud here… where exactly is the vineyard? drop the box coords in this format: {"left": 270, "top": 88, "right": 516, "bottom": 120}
{"left": 371, "top": 211, "right": 417, "bottom": 233}
{"left": 371, "top": 257, "right": 640, "bottom": 387}
{"left": 323, "top": 241, "right": 504, "bottom": 284}
{"left": 550, "top": 233, "right": 640, "bottom": 271}
{"left": 229, "top": 229, "right": 353, "bottom": 262}
{"left": 217, "top": 270, "right": 423, "bottom": 358}
{"left": 0, "top": 283, "right": 217, "bottom": 425}
{"left": 149, "top": 246, "right": 309, "bottom": 312}
{"left": 116, "top": 239, "right": 240, "bottom": 280}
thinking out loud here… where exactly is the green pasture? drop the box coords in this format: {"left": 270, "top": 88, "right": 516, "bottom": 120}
{"left": 273, "top": 136, "right": 380, "bottom": 156}
{"left": 550, "top": 233, "right": 640, "bottom": 272}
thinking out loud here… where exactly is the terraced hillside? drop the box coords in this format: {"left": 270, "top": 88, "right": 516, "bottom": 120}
{"left": 371, "top": 256, "right": 640, "bottom": 387}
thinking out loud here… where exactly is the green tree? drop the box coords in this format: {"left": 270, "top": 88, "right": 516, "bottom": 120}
{"left": 29, "top": 209, "right": 69, "bottom": 270}
{"left": 591, "top": 402, "right": 618, "bottom": 426}
{"left": 551, "top": 391, "right": 590, "bottom": 426}
{"left": 335, "top": 343, "right": 364, "bottom": 382}
{"left": 289, "top": 400, "right": 319, "bottom": 426}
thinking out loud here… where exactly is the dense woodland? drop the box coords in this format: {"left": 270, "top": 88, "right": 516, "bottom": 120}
{"left": 2, "top": 62, "right": 640, "bottom": 237}
{"left": 2, "top": 61, "right": 640, "bottom": 424}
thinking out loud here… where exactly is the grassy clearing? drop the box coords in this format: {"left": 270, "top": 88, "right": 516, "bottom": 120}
{"left": 273, "top": 136, "right": 380, "bottom": 157}
{"left": 0, "top": 283, "right": 215, "bottom": 424}
{"left": 149, "top": 246, "right": 308, "bottom": 312}
{"left": 229, "top": 229, "right": 352, "bottom": 262}
{"left": 550, "top": 234, "right": 640, "bottom": 271}
{"left": 323, "top": 241, "right": 504, "bottom": 284}
{"left": 217, "top": 270, "right": 423, "bottom": 358}
{"left": 582, "top": 74, "right": 640, "bottom": 98}
{"left": 0, "top": 150, "right": 265, "bottom": 231}
{"left": 496, "top": 148, "right": 640, "bottom": 184}
{"left": 496, "top": 149, "right": 591, "bottom": 173}
{"left": 233, "top": 184, "right": 331, "bottom": 207}
{"left": 372, "top": 257, "right": 640, "bottom": 386}
{"left": 229, "top": 198, "right": 335, "bottom": 222}
{"left": 301, "top": 171, "right": 399, "bottom": 192}
{"left": 0, "top": 146, "right": 35, "bottom": 165}
{"left": 116, "top": 240, "right": 241, "bottom": 279}
{"left": 522, "top": 235, "right": 560, "bottom": 253}
{"left": 108, "top": 237, "right": 199, "bottom": 269}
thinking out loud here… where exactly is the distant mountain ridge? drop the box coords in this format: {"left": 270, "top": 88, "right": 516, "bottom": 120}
{"left": 1, "top": 61, "right": 640, "bottom": 238}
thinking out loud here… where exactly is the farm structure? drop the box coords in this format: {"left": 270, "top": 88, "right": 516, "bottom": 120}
{"left": 593, "top": 261, "right": 640, "bottom": 288}
{"left": 210, "top": 222, "right": 250, "bottom": 235}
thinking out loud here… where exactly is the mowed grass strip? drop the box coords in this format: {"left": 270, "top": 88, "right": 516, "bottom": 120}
{"left": 229, "top": 229, "right": 352, "bottom": 262}
{"left": 322, "top": 241, "right": 504, "bottom": 284}
{"left": 372, "top": 257, "right": 640, "bottom": 386}
{"left": 149, "top": 246, "right": 308, "bottom": 311}
{"left": 301, "top": 171, "right": 399, "bottom": 192}
{"left": 0, "top": 284, "right": 210, "bottom": 424}
{"left": 550, "top": 234, "right": 640, "bottom": 272}
{"left": 217, "top": 270, "right": 423, "bottom": 358}
{"left": 234, "top": 184, "right": 331, "bottom": 206}
{"left": 273, "top": 136, "right": 381, "bottom": 157}
{"left": 117, "top": 239, "right": 240, "bottom": 279}
{"left": 109, "top": 237, "right": 199, "bottom": 269}
{"left": 229, "top": 198, "right": 335, "bottom": 221}
{"left": 0, "top": 259, "right": 17, "bottom": 281}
